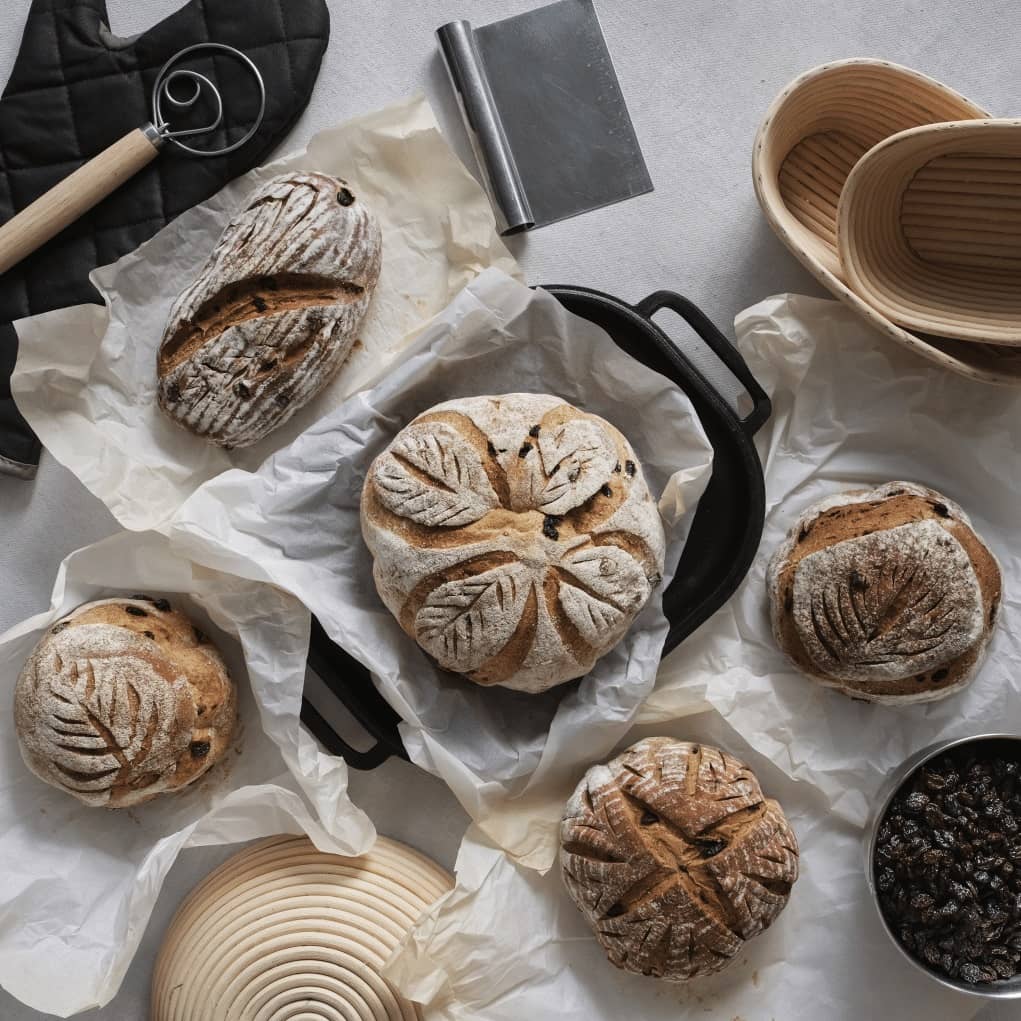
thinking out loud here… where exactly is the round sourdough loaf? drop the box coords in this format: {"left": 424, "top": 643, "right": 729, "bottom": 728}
{"left": 14, "top": 597, "right": 236, "bottom": 808}
{"left": 157, "top": 171, "right": 382, "bottom": 448}
{"left": 767, "top": 481, "right": 1001, "bottom": 704}
{"left": 360, "top": 394, "right": 667, "bottom": 694}
{"left": 560, "top": 738, "right": 799, "bottom": 981}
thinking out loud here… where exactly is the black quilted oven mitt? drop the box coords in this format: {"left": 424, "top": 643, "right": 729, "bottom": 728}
{"left": 0, "top": 0, "right": 330, "bottom": 479}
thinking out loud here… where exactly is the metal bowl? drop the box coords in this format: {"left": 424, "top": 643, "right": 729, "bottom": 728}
{"left": 865, "top": 733, "right": 1021, "bottom": 999}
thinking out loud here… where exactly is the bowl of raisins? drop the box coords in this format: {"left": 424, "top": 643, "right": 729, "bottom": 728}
{"left": 868, "top": 734, "right": 1021, "bottom": 998}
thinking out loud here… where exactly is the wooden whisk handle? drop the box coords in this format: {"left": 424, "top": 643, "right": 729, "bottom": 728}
{"left": 0, "top": 126, "right": 162, "bottom": 276}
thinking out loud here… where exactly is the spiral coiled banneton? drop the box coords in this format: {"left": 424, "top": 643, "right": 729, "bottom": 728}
{"left": 152, "top": 835, "right": 452, "bottom": 1020}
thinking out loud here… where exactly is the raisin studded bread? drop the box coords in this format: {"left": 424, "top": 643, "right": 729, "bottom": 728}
{"left": 157, "top": 171, "right": 381, "bottom": 448}
{"left": 360, "top": 394, "right": 667, "bottom": 694}
{"left": 767, "top": 481, "right": 1001, "bottom": 704}
{"left": 560, "top": 738, "right": 799, "bottom": 981}
{"left": 14, "top": 597, "right": 236, "bottom": 808}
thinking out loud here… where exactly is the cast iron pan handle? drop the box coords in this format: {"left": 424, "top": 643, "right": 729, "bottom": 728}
{"left": 634, "top": 291, "right": 771, "bottom": 435}
{"left": 301, "top": 616, "right": 406, "bottom": 770}
{"left": 299, "top": 698, "right": 392, "bottom": 770}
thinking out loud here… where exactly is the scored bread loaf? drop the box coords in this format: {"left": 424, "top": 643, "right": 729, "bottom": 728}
{"left": 767, "top": 481, "right": 1001, "bottom": 704}
{"left": 360, "top": 394, "right": 667, "bottom": 694}
{"left": 157, "top": 171, "right": 382, "bottom": 448}
{"left": 14, "top": 597, "right": 237, "bottom": 808}
{"left": 560, "top": 738, "right": 799, "bottom": 981}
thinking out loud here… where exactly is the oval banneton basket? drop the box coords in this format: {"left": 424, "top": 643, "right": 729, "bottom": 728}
{"left": 839, "top": 118, "right": 1021, "bottom": 345}
{"left": 301, "top": 284, "right": 772, "bottom": 767}
{"left": 753, "top": 57, "right": 1021, "bottom": 385}
{"left": 152, "top": 834, "right": 453, "bottom": 1021}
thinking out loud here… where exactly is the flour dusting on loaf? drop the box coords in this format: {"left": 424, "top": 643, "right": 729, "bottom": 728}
{"left": 14, "top": 597, "right": 237, "bottom": 807}
{"left": 767, "top": 481, "right": 1001, "bottom": 703}
{"left": 794, "top": 520, "right": 983, "bottom": 680}
{"left": 361, "top": 394, "right": 667, "bottom": 693}
{"left": 158, "top": 171, "right": 382, "bottom": 448}
{"left": 560, "top": 738, "right": 799, "bottom": 981}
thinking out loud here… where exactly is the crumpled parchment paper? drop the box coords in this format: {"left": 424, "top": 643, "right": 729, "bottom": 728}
{"left": 11, "top": 94, "right": 519, "bottom": 533}
{"left": 0, "top": 531, "right": 374, "bottom": 1017}
{"left": 643, "top": 294, "right": 1021, "bottom": 827}
{"left": 380, "top": 294, "right": 1021, "bottom": 1021}
{"left": 168, "top": 269, "right": 714, "bottom": 871}
{"left": 384, "top": 709, "right": 983, "bottom": 1021}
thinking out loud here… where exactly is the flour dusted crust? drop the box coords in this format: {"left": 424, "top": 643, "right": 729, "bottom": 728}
{"left": 158, "top": 171, "right": 382, "bottom": 448}
{"left": 560, "top": 738, "right": 799, "bottom": 981}
{"left": 14, "top": 597, "right": 237, "bottom": 808}
{"left": 360, "top": 394, "right": 667, "bottom": 694}
{"left": 767, "top": 482, "right": 1001, "bottom": 704}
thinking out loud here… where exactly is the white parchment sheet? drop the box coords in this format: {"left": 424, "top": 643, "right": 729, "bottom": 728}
{"left": 385, "top": 709, "right": 983, "bottom": 1021}
{"left": 379, "top": 295, "right": 1021, "bottom": 1021}
{"left": 645, "top": 294, "right": 1021, "bottom": 824}
{"left": 0, "top": 531, "right": 374, "bottom": 1017}
{"left": 169, "top": 269, "right": 714, "bottom": 871}
{"left": 11, "top": 94, "right": 518, "bottom": 532}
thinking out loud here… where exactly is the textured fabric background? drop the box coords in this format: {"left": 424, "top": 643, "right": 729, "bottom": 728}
{"left": 2, "top": 1, "right": 1018, "bottom": 1017}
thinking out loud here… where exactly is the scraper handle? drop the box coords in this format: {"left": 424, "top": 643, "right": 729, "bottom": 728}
{"left": 0, "top": 126, "right": 162, "bottom": 277}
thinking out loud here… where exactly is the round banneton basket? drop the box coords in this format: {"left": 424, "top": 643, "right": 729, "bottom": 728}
{"left": 839, "top": 119, "right": 1021, "bottom": 345}
{"left": 152, "top": 835, "right": 452, "bottom": 1020}
{"left": 753, "top": 58, "right": 1021, "bottom": 385}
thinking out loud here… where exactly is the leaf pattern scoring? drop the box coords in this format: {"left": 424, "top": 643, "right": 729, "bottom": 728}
{"left": 557, "top": 546, "right": 651, "bottom": 646}
{"left": 529, "top": 418, "right": 618, "bottom": 515}
{"left": 557, "top": 584, "right": 627, "bottom": 647}
{"left": 37, "top": 650, "right": 179, "bottom": 794}
{"left": 363, "top": 395, "right": 668, "bottom": 693}
{"left": 374, "top": 422, "right": 498, "bottom": 528}
{"left": 793, "top": 520, "right": 984, "bottom": 682}
{"left": 415, "top": 562, "right": 533, "bottom": 674}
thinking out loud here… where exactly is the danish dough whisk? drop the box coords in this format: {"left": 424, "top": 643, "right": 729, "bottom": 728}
{"left": 0, "top": 42, "right": 266, "bottom": 276}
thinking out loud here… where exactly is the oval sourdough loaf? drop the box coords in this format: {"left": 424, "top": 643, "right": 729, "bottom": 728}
{"left": 767, "top": 481, "right": 1001, "bottom": 704}
{"left": 157, "top": 171, "right": 382, "bottom": 448}
{"left": 561, "top": 738, "right": 799, "bottom": 981}
{"left": 360, "top": 394, "right": 667, "bottom": 694}
{"left": 14, "top": 597, "right": 236, "bottom": 808}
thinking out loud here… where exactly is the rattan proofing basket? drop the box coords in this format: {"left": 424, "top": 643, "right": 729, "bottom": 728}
{"left": 753, "top": 58, "right": 1021, "bottom": 385}
{"left": 839, "top": 118, "right": 1021, "bottom": 344}
{"left": 151, "top": 835, "right": 452, "bottom": 1021}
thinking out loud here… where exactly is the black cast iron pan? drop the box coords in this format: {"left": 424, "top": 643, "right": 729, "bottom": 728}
{"left": 301, "top": 285, "right": 770, "bottom": 769}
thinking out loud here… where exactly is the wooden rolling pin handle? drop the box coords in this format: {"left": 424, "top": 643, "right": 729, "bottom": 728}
{"left": 0, "top": 125, "right": 163, "bottom": 276}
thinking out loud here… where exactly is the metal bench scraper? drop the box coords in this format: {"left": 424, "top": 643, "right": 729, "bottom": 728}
{"left": 437, "top": 0, "right": 653, "bottom": 234}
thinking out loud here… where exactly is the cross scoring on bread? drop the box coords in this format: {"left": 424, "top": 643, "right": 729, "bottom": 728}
{"left": 560, "top": 739, "right": 799, "bottom": 980}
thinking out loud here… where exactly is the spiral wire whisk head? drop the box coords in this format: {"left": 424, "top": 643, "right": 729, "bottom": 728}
{"left": 151, "top": 42, "right": 266, "bottom": 157}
